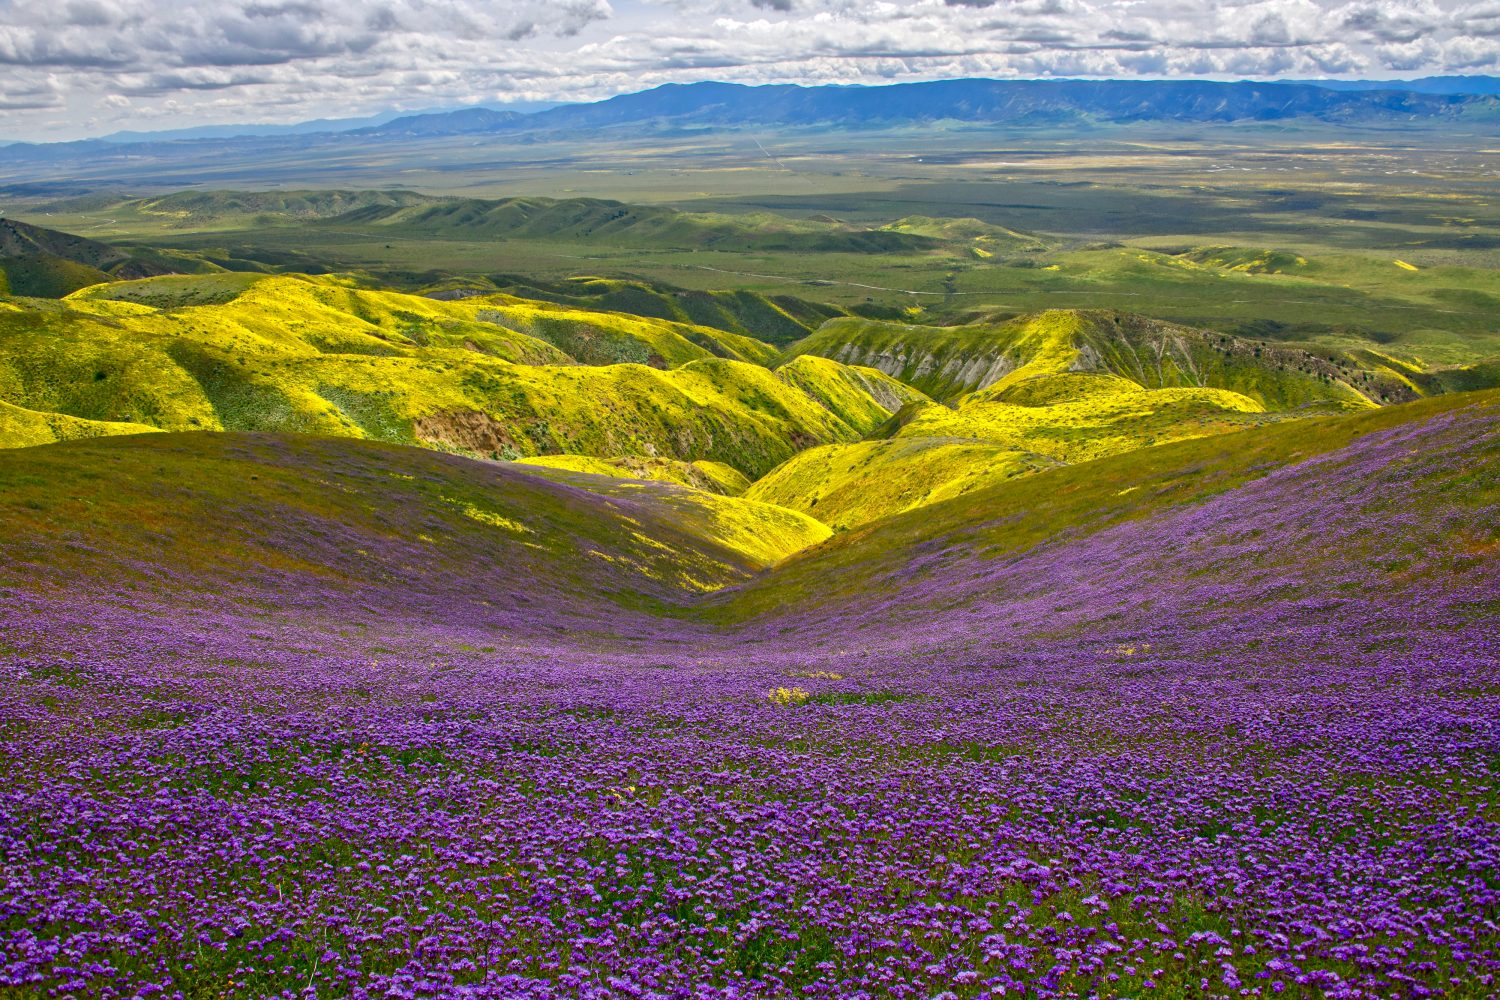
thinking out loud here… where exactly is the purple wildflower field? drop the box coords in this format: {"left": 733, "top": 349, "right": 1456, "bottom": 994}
{"left": 2, "top": 396, "right": 1498, "bottom": 999}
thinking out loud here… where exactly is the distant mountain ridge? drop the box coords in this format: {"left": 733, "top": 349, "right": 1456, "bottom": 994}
{"left": 1297, "top": 75, "right": 1500, "bottom": 96}
{"left": 3, "top": 78, "right": 1497, "bottom": 166}
{"left": 351, "top": 108, "right": 525, "bottom": 137}
{"left": 92, "top": 102, "right": 562, "bottom": 144}
{"left": 503, "top": 79, "right": 1495, "bottom": 132}
{"left": 18, "top": 76, "right": 1500, "bottom": 149}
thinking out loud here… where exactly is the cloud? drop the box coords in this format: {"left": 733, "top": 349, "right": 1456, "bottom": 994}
{"left": 0, "top": 71, "right": 65, "bottom": 110}
{"left": 0, "top": 0, "right": 1496, "bottom": 139}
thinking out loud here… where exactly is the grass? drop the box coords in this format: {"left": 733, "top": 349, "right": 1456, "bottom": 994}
{"left": 0, "top": 398, "right": 160, "bottom": 448}
{"left": 466, "top": 274, "right": 857, "bottom": 346}
{"left": 0, "top": 273, "right": 922, "bottom": 477}
{"left": 771, "top": 354, "right": 930, "bottom": 435}
{"left": 746, "top": 438, "right": 1053, "bottom": 530}
{"left": 892, "top": 382, "right": 1283, "bottom": 465}
{"left": 0, "top": 217, "right": 221, "bottom": 296}
{"left": 6, "top": 151, "right": 1500, "bottom": 536}
{"left": 7, "top": 267, "right": 1491, "bottom": 534}
{"left": 1, "top": 384, "right": 1496, "bottom": 1000}
{"left": 0, "top": 431, "right": 813, "bottom": 606}
{"left": 0, "top": 253, "right": 113, "bottom": 297}
{"left": 506, "top": 461, "right": 831, "bottom": 571}
{"left": 515, "top": 454, "right": 752, "bottom": 495}
{"left": 17, "top": 124, "right": 1500, "bottom": 367}
{"left": 734, "top": 309, "right": 1384, "bottom": 522}
{"left": 2, "top": 119, "right": 1498, "bottom": 999}
{"left": 793, "top": 310, "right": 1397, "bottom": 406}
{"left": 709, "top": 387, "right": 1500, "bottom": 623}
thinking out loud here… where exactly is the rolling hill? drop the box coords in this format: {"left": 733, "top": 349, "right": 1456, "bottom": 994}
{"left": 792, "top": 310, "right": 1399, "bottom": 405}
{"left": 0, "top": 433, "right": 821, "bottom": 620}
{"left": 713, "top": 388, "right": 1500, "bottom": 639}
{"left": 745, "top": 437, "right": 1057, "bottom": 530}
{"left": 7, "top": 265, "right": 1495, "bottom": 536}
{"left": 6, "top": 387, "right": 1492, "bottom": 631}
{"left": 459, "top": 275, "right": 861, "bottom": 347}
{"left": 33, "top": 189, "right": 955, "bottom": 255}
{"left": 323, "top": 196, "right": 946, "bottom": 255}
{"left": 515, "top": 453, "right": 752, "bottom": 495}
{"left": 731, "top": 309, "right": 1403, "bottom": 523}
{"left": 0, "top": 273, "right": 917, "bottom": 478}
{"left": 0, "top": 217, "right": 207, "bottom": 296}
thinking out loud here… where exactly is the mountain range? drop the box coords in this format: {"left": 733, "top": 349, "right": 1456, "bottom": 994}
{"left": 15, "top": 76, "right": 1500, "bottom": 149}
{"left": 3, "top": 78, "right": 1498, "bottom": 187}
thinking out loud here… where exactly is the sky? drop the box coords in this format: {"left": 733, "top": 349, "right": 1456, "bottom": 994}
{"left": 1, "top": 0, "right": 1497, "bottom": 141}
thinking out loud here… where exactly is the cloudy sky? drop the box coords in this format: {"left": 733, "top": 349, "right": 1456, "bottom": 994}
{"left": 2, "top": 0, "right": 1497, "bottom": 140}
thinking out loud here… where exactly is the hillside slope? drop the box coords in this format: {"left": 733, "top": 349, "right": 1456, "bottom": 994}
{"left": 2, "top": 393, "right": 1496, "bottom": 1000}
{"left": 0, "top": 433, "right": 816, "bottom": 623}
{"left": 0, "top": 399, "right": 161, "bottom": 448}
{"left": 746, "top": 437, "right": 1057, "bottom": 530}
{"left": 713, "top": 389, "right": 1500, "bottom": 644}
{"left": 7, "top": 390, "right": 1491, "bottom": 644}
{"left": 332, "top": 197, "right": 942, "bottom": 254}
{"left": 468, "top": 276, "right": 855, "bottom": 347}
{"left": 515, "top": 454, "right": 752, "bottom": 496}
{"left": 0, "top": 218, "right": 208, "bottom": 296}
{"left": 747, "top": 309, "right": 1390, "bottom": 524}
{"left": 794, "top": 310, "right": 1390, "bottom": 406}
{"left": 507, "top": 462, "right": 831, "bottom": 566}
{"left": 0, "top": 274, "right": 908, "bottom": 476}
{"left": 62, "top": 191, "right": 949, "bottom": 255}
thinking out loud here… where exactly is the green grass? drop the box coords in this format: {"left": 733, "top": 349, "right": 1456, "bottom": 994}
{"left": 746, "top": 437, "right": 1054, "bottom": 530}
{"left": 754, "top": 310, "right": 1338, "bottom": 530}
{"left": 793, "top": 309, "right": 1397, "bottom": 406}
{"left": 20, "top": 213, "right": 1497, "bottom": 373}
{"left": 0, "top": 431, "right": 814, "bottom": 604}
{"left": 13, "top": 118, "right": 1500, "bottom": 366}
{"left": 708, "top": 388, "right": 1500, "bottom": 623}
{"left": 879, "top": 215, "right": 1049, "bottom": 249}
{"left": 772, "top": 355, "right": 930, "bottom": 435}
{"left": 460, "top": 275, "right": 857, "bottom": 347}
{"left": 0, "top": 399, "right": 160, "bottom": 448}
{"left": 742, "top": 309, "right": 1383, "bottom": 514}
{"left": 515, "top": 454, "right": 752, "bottom": 495}
{"left": 478, "top": 296, "right": 777, "bottom": 367}
{"left": 0, "top": 274, "right": 914, "bottom": 477}
{"left": 0, "top": 218, "right": 225, "bottom": 297}
{"left": 10, "top": 270, "right": 1483, "bottom": 536}
{"left": 507, "top": 461, "right": 831, "bottom": 570}
{"left": 0, "top": 253, "right": 113, "bottom": 298}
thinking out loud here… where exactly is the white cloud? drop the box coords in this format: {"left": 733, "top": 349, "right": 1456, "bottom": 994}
{"left": 0, "top": 0, "right": 1494, "bottom": 139}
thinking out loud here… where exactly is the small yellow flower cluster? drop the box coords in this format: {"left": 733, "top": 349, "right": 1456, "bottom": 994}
{"left": 789, "top": 670, "right": 843, "bottom": 680}
{"left": 767, "top": 686, "right": 811, "bottom": 706}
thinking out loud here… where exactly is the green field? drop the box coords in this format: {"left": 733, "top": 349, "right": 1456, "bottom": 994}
{"left": 9, "top": 120, "right": 1500, "bottom": 369}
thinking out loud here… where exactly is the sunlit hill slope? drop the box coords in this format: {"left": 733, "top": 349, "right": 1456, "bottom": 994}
{"left": 3, "top": 265, "right": 1493, "bottom": 537}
